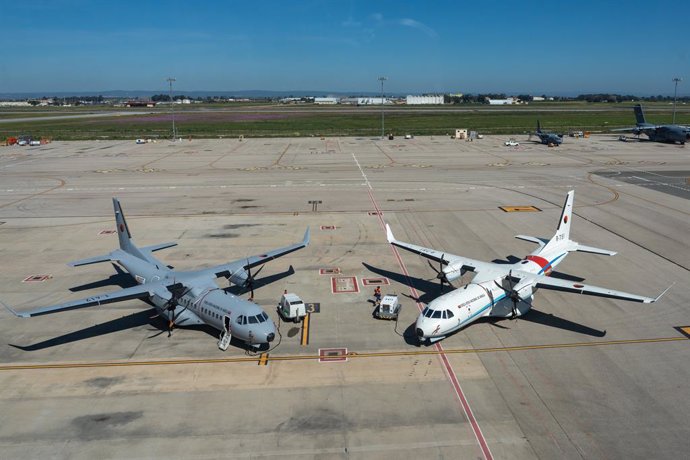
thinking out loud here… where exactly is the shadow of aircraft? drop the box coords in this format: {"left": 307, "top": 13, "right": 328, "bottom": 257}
{"left": 402, "top": 322, "right": 422, "bottom": 346}
{"left": 477, "top": 307, "right": 606, "bottom": 337}
{"left": 548, "top": 272, "right": 586, "bottom": 283}
{"left": 491, "top": 255, "right": 522, "bottom": 265}
{"left": 69, "top": 263, "right": 137, "bottom": 292}
{"left": 10, "top": 309, "right": 157, "bottom": 351}
{"left": 362, "top": 262, "right": 447, "bottom": 304}
{"left": 9, "top": 306, "right": 226, "bottom": 351}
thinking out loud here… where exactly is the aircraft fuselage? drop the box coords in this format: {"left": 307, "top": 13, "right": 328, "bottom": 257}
{"left": 118, "top": 252, "right": 276, "bottom": 346}
{"left": 415, "top": 248, "right": 567, "bottom": 342}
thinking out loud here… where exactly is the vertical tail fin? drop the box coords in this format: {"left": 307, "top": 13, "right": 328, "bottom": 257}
{"left": 113, "top": 198, "right": 145, "bottom": 259}
{"left": 542, "top": 190, "right": 574, "bottom": 253}
{"left": 634, "top": 104, "right": 646, "bottom": 125}
{"left": 537, "top": 120, "right": 542, "bottom": 133}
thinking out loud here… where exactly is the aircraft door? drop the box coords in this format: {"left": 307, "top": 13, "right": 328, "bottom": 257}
{"left": 223, "top": 315, "right": 231, "bottom": 333}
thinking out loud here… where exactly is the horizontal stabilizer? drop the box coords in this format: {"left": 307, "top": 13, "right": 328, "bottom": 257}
{"left": 573, "top": 243, "right": 616, "bottom": 256}
{"left": 141, "top": 242, "right": 178, "bottom": 253}
{"left": 514, "top": 235, "right": 548, "bottom": 248}
{"left": 67, "top": 253, "right": 114, "bottom": 267}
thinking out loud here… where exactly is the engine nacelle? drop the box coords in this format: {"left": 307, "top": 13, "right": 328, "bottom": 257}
{"left": 443, "top": 261, "right": 466, "bottom": 282}
{"left": 151, "top": 287, "right": 173, "bottom": 310}
{"left": 228, "top": 270, "right": 249, "bottom": 287}
{"left": 518, "top": 285, "right": 534, "bottom": 301}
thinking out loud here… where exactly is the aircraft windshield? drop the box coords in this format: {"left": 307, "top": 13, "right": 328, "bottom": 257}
{"left": 422, "top": 307, "right": 433, "bottom": 318}
{"left": 432, "top": 310, "right": 442, "bottom": 319}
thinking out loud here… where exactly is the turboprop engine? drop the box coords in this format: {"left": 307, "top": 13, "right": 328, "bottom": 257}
{"left": 228, "top": 270, "right": 249, "bottom": 287}
{"left": 442, "top": 261, "right": 466, "bottom": 282}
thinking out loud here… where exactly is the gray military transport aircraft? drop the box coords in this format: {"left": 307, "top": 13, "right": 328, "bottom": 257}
{"left": 3, "top": 198, "right": 310, "bottom": 351}
{"left": 614, "top": 104, "right": 690, "bottom": 144}
{"left": 531, "top": 120, "right": 563, "bottom": 145}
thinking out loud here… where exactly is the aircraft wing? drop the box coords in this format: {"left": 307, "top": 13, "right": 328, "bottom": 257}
{"left": 532, "top": 275, "right": 669, "bottom": 304}
{"left": 3, "top": 283, "right": 157, "bottom": 318}
{"left": 203, "top": 228, "right": 310, "bottom": 279}
{"left": 385, "top": 224, "right": 499, "bottom": 277}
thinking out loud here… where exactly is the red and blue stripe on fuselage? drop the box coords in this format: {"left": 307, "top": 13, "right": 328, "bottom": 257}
{"left": 523, "top": 253, "right": 566, "bottom": 275}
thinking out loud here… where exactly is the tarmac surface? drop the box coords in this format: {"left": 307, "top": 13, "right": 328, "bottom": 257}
{"left": 1, "top": 135, "right": 689, "bottom": 459}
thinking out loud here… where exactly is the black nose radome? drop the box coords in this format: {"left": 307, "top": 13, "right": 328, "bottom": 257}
{"left": 416, "top": 328, "right": 424, "bottom": 337}
{"left": 266, "top": 332, "right": 275, "bottom": 343}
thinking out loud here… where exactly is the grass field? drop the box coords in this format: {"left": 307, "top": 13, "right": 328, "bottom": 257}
{"left": 1, "top": 104, "right": 688, "bottom": 140}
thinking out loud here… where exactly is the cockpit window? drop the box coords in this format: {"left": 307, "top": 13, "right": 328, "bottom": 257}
{"left": 258, "top": 312, "right": 268, "bottom": 322}
{"left": 236, "top": 315, "right": 245, "bottom": 325}
{"left": 248, "top": 315, "right": 258, "bottom": 324}
{"left": 423, "top": 308, "right": 433, "bottom": 318}
{"left": 442, "top": 310, "right": 447, "bottom": 319}
{"left": 432, "top": 310, "right": 442, "bottom": 319}
{"left": 446, "top": 310, "right": 454, "bottom": 318}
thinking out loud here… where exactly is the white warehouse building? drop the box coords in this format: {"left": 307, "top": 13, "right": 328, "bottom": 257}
{"left": 357, "top": 97, "right": 391, "bottom": 105}
{"left": 406, "top": 95, "right": 444, "bottom": 105}
{"left": 488, "top": 97, "right": 516, "bottom": 105}
{"left": 314, "top": 97, "right": 339, "bottom": 105}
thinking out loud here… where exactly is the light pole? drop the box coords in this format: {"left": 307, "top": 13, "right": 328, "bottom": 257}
{"left": 166, "top": 77, "right": 177, "bottom": 140}
{"left": 672, "top": 77, "right": 682, "bottom": 124}
{"left": 378, "top": 76, "right": 387, "bottom": 138}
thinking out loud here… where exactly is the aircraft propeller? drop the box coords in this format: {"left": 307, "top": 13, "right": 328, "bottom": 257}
{"left": 493, "top": 270, "right": 530, "bottom": 319}
{"left": 163, "top": 283, "right": 191, "bottom": 336}
{"left": 427, "top": 254, "right": 453, "bottom": 291}
{"left": 244, "top": 262, "right": 265, "bottom": 300}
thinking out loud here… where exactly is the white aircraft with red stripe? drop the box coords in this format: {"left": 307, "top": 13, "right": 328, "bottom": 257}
{"left": 386, "top": 190, "right": 670, "bottom": 344}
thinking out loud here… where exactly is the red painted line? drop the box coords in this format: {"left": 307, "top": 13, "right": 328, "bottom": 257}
{"left": 365, "top": 188, "right": 493, "bottom": 460}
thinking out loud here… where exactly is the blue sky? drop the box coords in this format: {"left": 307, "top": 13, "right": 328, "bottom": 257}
{"left": 1, "top": 0, "right": 688, "bottom": 95}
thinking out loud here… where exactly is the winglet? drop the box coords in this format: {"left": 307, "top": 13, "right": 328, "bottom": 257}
{"left": 385, "top": 224, "right": 395, "bottom": 243}
{"left": 649, "top": 283, "right": 674, "bottom": 304}
{"left": 302, "top": 227, "right": 311, "bottom": 246}
{"left": 0, "top": 300, "right": 26, "bottom": 318}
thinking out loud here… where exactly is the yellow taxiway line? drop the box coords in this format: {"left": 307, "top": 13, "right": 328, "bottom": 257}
{"left": 0, "top": 336, "right": 686, "bottom": 371}
{"left": 300, "top": 313, "right": 311, "bottom": 346}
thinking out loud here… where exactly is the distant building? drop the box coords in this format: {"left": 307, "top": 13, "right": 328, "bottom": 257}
{"left": 357, "top": 97, "right": 390, "bottom": 105}
{"left": 314, "top": 97, "right": 339, "bottom": 105}
{"left": 532, "top": 96, "right": 545, "bottom": 101}
{"left": 406, "top": 95, "right": 444, "bottom": 105}
{"left": 126, "top": 100, "right": 156, "bottom": 108}
{"left": 0, "top": 101, "right": 31, "bottom": 107}
{"left": 487, "top": 98, "right": 516, "bottom": 105}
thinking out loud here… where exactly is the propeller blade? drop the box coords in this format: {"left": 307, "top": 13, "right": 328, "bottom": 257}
{"left": 427, "top": 259, "right": 440, "bottom": 274}
{"left": 252, "top": 264, "right": 266, "bottom": 279}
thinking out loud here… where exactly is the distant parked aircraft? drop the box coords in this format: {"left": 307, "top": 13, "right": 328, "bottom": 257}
{"left": 531, "top": 120, "right": 563, "bottom": 145}
{"left": 614, "top": 104, "right": 689, "bottom": 144}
